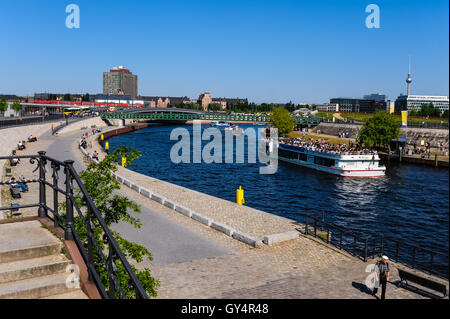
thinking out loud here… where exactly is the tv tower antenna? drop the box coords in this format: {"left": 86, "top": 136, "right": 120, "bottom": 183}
{"left": 406, "top": 55, "right": 412, "bottom": 96}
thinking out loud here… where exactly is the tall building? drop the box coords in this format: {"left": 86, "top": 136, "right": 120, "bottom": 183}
{"left": 103, "top": 66, "right": 138, "bottom": 98}
{"left": 394, "top": 95, "right": 449, "bottom": 113}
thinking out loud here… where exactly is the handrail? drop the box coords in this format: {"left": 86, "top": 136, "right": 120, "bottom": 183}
{"left": 305, "top": 212, "right": 449, "bottom": 279}
{"left": 0, "top": 152, "right": 149, "bottom": 299}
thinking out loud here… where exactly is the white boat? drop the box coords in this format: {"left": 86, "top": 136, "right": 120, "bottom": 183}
{"left": 277, "top": 143, "right": 386, "bottom": 178}
{"left": 210, "top": 121, "right": 230, "bottom": 128}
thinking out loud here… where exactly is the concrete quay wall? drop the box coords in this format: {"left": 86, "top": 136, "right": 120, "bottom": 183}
{"left": 313, "top": 123, "right": 449, "bottom": 147}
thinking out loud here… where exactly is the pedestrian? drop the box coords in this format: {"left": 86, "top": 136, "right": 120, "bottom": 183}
{"left": 372, "top": 255, "right": 390, "bottom": 299}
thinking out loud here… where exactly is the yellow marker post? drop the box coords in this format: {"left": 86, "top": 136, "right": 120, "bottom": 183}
{"left": 122, "top": 156, "right": 127, "bottom": 168}
{"left": 101, "top": 134, "right": 104, "bottom": 141}
{"left": 236, "top": 186, "right": 245, "bottom": 205}
{"left": 105, "top": 141, "right": 109, "bottom": 153}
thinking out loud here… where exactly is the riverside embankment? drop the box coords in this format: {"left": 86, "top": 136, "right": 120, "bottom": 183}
{"left": 313, "top": 122, "right": 450, "bottom": 148}
{"left": 3, "top": 116, "right": 446, "bottom": 298}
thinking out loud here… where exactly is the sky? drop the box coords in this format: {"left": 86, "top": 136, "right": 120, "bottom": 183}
{"left": 0, "top": 0, "right": 448, "bottom": 104}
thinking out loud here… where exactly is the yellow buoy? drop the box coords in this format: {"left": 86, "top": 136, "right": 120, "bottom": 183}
{"left": 236, "top": 186, "right": 245, "bottom": 205}
{"left": 105, "top": 141, "right": 109, "bottom": 151}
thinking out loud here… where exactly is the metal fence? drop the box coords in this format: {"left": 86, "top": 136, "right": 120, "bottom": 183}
{"left": 0, "top": 153, "right": 149, "bottom": 299}
{"left": 305, "top": 212, "right": 449, "bottom": 279}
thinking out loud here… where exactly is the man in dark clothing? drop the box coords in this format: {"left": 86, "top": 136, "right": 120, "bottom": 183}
{"left": 372, "top": 255, "right": 390, "bottom": 299}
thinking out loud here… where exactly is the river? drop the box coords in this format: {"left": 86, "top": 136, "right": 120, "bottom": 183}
{"left": 108, "top": 123, "right": 449, "bottom": 277}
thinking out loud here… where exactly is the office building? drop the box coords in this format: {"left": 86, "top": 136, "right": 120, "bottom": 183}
{"left": 394, "top": 95, "right": 449, "bottom": 113}
{"left": 103, "top": 66, "right": 138, "bottom": 98}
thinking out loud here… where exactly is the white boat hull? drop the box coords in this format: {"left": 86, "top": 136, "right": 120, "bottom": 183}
{"left": 278, "top": 157, "right": 386, "bottom": 178}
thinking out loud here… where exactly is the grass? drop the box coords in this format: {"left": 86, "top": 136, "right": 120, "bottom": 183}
{"left": 315, "top": 112, "right": 449, "bottom": 124}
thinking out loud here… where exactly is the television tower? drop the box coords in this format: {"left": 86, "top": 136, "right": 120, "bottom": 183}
{"left": 406, "top": 56, "right": 412, "bottom": 96}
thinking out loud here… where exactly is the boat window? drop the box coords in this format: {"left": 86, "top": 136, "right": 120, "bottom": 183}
{"left": 314, "top": 156, "right": 335, "bottom": 167}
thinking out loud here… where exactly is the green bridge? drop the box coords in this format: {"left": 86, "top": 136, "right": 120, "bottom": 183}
{"left": 101, "top": 111, "right": 321, "bottom": 126}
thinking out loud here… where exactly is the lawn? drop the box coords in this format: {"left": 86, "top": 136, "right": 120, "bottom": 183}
{"left": 315, "top": 112, "right": 449, "bottom": 124}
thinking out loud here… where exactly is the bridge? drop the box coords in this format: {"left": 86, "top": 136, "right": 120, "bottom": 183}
{"left": 101, "top": 109, "right": 321, "bottom": 126}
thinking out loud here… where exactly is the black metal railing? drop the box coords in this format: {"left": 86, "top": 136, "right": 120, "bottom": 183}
{"left": 0, "top": 152, "right": 149, "bottom": 299}
{"left": 305, "top": 212, "right": 449, "bottom": 279}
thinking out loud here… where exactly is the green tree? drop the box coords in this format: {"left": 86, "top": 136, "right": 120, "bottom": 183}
{"left": 357, "top": 111, "right": 400, "bottom": 150}
{"left": 207, "top": 102, "right": 222, "bottom": 112}
{"left": 11, "top": 100, "right": 21, "bottom": 115}
{"left": 0, "top": 98, "right": 7, "bottom": 115}
{"left": 63, "top": 93, "right": 73, "bottom": 101}
{"left": 270, "top": 107, "right": 295, "bottom": 135}
{"left": 71, "top": 146, "right": 159, "bottom": 298}
{"left": 442, "top": 109, "right": 449, "bottom": 119}
{"left": 82, "top": 93, "right": 90, "bottom": 102}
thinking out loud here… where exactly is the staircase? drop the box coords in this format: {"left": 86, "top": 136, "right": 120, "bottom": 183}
{"left": 0, "top": 220, "right": 88, "bottom": 299}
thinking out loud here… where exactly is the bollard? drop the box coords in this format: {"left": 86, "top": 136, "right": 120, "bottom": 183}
{"left": 105, "top": 141, "right": 109, "bottom": 153}
{"left": 101, "top": 134, "right": 104, "bottom": 141}
{"left": 122, "top": 156, "right": 127, "bottom": 168}
{"left": 236, "top": 186, "right": 245, "bottom": 205}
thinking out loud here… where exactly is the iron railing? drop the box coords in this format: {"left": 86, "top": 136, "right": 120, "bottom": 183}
{"left": 0, "top": 152, "right": 149, "bottom": 299}
{"left": 305, "top": 212, "right": 449, "bottom": 279}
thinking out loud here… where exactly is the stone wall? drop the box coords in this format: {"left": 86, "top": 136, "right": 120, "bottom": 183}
{"left": 312, "top": 123, "right": 449, "bottom": 147}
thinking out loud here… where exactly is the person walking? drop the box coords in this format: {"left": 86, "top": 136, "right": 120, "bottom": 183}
{"left": 372, "top": 255, "right": 390, "bottom": 299}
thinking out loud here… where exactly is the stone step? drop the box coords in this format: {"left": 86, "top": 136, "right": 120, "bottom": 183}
{"left": 41, "top": 290, "right": 89, "bottom": 299}
{"left": 0, "top": 272, "right": 75, "bottom": 299}
{"left": 0, "top": 254, "right": 70, "bottom": 284}
{"left": 0, "top": 221, "right": 62, "bottom": 263}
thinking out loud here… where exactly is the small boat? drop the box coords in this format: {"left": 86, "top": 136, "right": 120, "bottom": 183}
{"left": 210, "top": 121, "right": 230, "bottom": 128}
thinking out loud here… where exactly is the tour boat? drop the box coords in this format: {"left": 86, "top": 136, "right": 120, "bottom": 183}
{"left": 277, "top": 143, "right": 386, "bottom": 178}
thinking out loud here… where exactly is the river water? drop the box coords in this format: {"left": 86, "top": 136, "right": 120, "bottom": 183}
{"left": 108, "top": 124, "right": 449, "bottom": 277}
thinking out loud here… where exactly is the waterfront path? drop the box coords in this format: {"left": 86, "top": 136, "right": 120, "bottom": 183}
{"left": 2, "top": 120, "right": 447, "bottom": 299}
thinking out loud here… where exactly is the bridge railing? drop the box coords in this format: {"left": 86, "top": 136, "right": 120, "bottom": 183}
{"left": 0, "top": 153, "right": 149, "bottom": 299}
{"left": 101, "top": 111, "right": 321, "bottom": 126}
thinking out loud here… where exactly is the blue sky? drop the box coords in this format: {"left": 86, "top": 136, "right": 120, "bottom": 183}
{"left": 1, "top": 0, "right": 448, "bottom": 103}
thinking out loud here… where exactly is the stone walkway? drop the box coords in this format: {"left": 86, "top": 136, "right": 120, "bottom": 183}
{"left": 2, "top": 119, "right": 447, "bottom": 299}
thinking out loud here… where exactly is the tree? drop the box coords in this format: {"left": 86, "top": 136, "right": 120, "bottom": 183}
{"left": 207, "top": 102, "right": 222, "bottom": 112}
{"left": 11, "top": 99, "right": 21, "bottom": 116}
{"left": 82, "top": 93, "right": 90, "bottom": 102}
{"left": 0, "top": 98, "right": 7, "bottom": 115}
{"left": 357, "top": 111, "right": 400, "bottom": 149}
{"left": 270, "top": 107, "right": 295, "bottom": 135}
{"left": 63, "top": 93, "right": 73, "bottom": 101}
{"left": 442, "top": 109, "right": 449, "bottom": 119}
{"left": 71, "top": 146, "right": 159, "bottom": 298}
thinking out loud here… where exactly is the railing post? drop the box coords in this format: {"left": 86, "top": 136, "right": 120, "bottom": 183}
{"left": 305, "top": 216, "right": 308, "bottom": 235}
{"left": 86, "top": 204, "right": 94, "bottom": 282}
{"left": 37, "top": 151, "right": 47, "bottom": 218}
{"left": 313, "top": 219, "right": 317, "bottom": 238}
{"left": 430, "top": 253, "right": 434, "bottom": 272}
{"left": 64, "top": 160, "right": 75, "bottom": 241}
{"left": 396, "top": 241, "right": 399, "bottom": 262}
{"left": 364, "top": 238, "right": 369, "bottom": 262}
{"left": 52, "top": 163, "right": 59, "bottom": 228}
{"left": 380, "top": 235, "right": 384, "bottom": 257}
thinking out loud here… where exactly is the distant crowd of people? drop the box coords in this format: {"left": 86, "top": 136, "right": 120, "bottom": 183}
{"left": 280, "top": 137, "right": 378, "bottom": 156}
